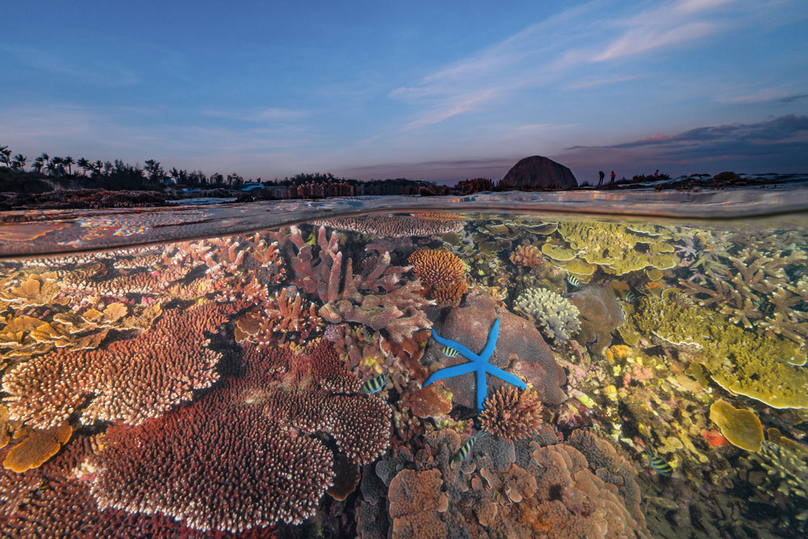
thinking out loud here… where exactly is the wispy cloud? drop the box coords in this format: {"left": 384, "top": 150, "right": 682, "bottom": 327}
{"left": 780, "top": 93, "right": 808, "bottom": 104}
{"left": 389, "top": 0, "right": 763, "bottom": 129}
{"left": 202, "top": 107, "right": 310, "bottom": 123}
{"left": 717, "top": 86, "right": 798, "bottom": 103}
{"left": 0, "top": 44, "right": 139, "bottom": 87}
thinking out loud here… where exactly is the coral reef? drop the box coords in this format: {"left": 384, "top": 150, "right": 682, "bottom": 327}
{"left": 709, "top": 400, "right": 763, "bottom": 452}
{"left": 368, "top": 428, "right": 650, "bottom": 539}
{"left": 408, "top": 248, "right": 468, "bottom": 307}
{"left": 514, "top": 287, "right": 581, "bottom": 343}
{"left": 567, "top": 285, "right": 624, "bottom": 355}
{"left": 480, "top": 387, "right": 543, "bottom": 441}
{"left": 627, "top": 293, "right": 808, "bottom": 408}
{"left": 92, "top": 340, "right": 391, "bottom": 532}
{"left": 3, "top": 302, "right": 241, "bottom": 429}
{"left": 423, "top": 288, "right": 567, "bottom": 410}
{"left": 509, "top": 244, "right": 543, "bottom": 268}
{"left": 314, "top": 213, "right": 463, "bottom": 237}
{"left": 235, "top": 287, "right": 322, "bottom": 346}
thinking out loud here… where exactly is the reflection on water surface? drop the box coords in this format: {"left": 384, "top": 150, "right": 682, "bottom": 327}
{"left": 1, "top": 210, "right": 807, "bottom": 538}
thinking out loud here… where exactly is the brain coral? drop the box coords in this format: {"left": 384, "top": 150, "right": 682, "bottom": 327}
{"left": 2, "top": 302, "right": 242, "bottom": 429}
{"left": 92, "top": 340, "right": 391, "bottom": 532}
{"left": 514, "top": 287, "right": 581, "bottom": 343}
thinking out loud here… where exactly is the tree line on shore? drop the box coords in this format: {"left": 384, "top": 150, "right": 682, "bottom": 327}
{"left": 0, "top": 144, "right": 432, "bottom": 194}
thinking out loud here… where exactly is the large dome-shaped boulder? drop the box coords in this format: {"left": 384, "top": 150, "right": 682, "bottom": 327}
{"left": 500, "top": 155, "right": 577, "bottom": 190}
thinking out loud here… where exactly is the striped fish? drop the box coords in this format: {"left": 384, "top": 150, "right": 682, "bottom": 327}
{"left": 645, "top": 447, "right": 673, "bottom": 476}
{"left": 624, "top": 291, "right": 637, "bottom": 304}
{"left": 453, "top": 431, "right": 484, "bottom": 463}
{"left": 566, "top": 274, "right": 581, "bottom": 288}
{"left": 441, "top": 346, "right": 460, "bottom": 357}
{"left": 360, "top": 371, "right": 387, "bottom": 395}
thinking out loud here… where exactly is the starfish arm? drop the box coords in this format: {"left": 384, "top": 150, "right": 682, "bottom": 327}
{"left": 476, "top": 369, "right": 488, "bottom": 412}
{"left": 478, "top": 319, "right": 501, "bottom": 360}
{"left": 423, "top": 362, "right": 476, "bottom": 387}
{"left": 485, "top": 365, "right": 527, "bottom": 390}
{"left": 431, "top": 329, "right": 481, "bottom": 362}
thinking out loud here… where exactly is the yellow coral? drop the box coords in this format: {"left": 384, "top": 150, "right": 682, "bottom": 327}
{"left": 709, "top": 400, "right": 763, "bottom": 452}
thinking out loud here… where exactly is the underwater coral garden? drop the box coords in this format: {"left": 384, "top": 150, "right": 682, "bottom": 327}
{"left": 0, "top": 212, "right": 807, "bottom": 538}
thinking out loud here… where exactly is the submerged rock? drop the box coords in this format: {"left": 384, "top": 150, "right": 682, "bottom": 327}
{"left": 423, "top": 288, "right": 567, "bottom": 410}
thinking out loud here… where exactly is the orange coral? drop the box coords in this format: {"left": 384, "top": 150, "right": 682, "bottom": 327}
{"left": 235, "top": 287, "right": 322, "bottom": 346}
{"left": 509, "top": 244, "right": 543, "bottom": 268}
{"left": 3, "top": 422, "right": 72, "bottom": 473}
{"left": 408, "top": 249, "right": 468, "bottom": 306}
{"left": 480, "top": 387, "right": 543, "bottom": 441}
{"left": 402, "top": 385, "right": 453, "bottom": 419}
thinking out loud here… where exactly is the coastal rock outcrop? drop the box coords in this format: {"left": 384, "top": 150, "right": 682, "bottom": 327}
{"left": 500, "top": 156, "right": 577, "bottom": 190}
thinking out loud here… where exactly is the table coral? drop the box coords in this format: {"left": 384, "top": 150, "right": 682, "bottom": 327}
{"left": 314, "top": 213, "right": 463, "bottom": 237}
{"left": 2, "top": 302, "right": 241, "bottom": 429}
{"left": 92, "top": 340, "right": 391, "bottom": 532}
{"left": 628, "top": 293, "right": 808, "bottom": 408}
{"left": 542, "top": 221, "right": 677, "bottom": 276}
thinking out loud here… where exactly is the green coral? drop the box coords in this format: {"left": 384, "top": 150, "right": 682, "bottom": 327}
{"left": 752, "top": 441, "right": 808, "bottom": 532}
{"left": 629, "top": 294, "right": 808, "bottom": 409}
{"left": 514, "top": 287, "right": 581, "bottom": 343}
{"left": 542, "top": 222, "right": 677, "bottom": 276}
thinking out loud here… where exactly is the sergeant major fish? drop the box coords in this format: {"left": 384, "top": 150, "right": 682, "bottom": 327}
{"left": 566, "top": 274, "right": 581, "bottom": 288}
{"left": 441, "top": 346, "right": 460, "bottom": 357}
{"left": 453, "top": 431, "right": 484, "bottom": 463}
{"left": 645, "top": 447, "right": 673, "bottom": 476}
{"left": 360, "top": 371, "right": 388, "bottom": 395}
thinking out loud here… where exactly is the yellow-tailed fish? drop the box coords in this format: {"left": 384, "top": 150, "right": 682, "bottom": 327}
{"left": 441, "top": 346, "right": 460, "bottom": 357}
{"left": 453, "top": 431, "right": 484, "bottom": 463}
{"left": 645, "top": 447, "right": 673, "bottom": 476}
{"left": 360, "top": 371, "right": 387, "bottom": 395}
{"left": 566, "top": 274, "right": 581, "bottom": 287}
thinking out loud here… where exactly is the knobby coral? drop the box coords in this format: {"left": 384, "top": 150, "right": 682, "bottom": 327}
{"left": 480, "top": 387, "right": 543, "bottom": 441}
{"left": 514, "top": 287, "right": 581, "bottom": 343}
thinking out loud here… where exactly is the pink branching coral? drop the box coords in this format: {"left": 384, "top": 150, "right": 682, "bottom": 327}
{"left": 91, "top": 340, "right": 391, "bottom": 532}
{"left": 2, "top": 302, "right": 243, "bottom": 429}
{"left": 235, "top": 287, "right": 322, "bottom": 346}
{"left": 480, "top": 387, "right": 543, "bottom": 441}
{"left": 290, "top": 226, "right": 433, "bottom": 344}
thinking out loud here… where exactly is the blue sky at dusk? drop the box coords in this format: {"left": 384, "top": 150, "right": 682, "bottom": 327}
{"left": 2, "top": 0, "right": 807, "bottom": 183}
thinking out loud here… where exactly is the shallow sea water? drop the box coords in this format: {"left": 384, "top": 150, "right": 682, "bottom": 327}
{"left": 1, "top": 195, "right": 807, "bottom": 539}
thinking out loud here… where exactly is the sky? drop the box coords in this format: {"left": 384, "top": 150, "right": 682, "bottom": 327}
{"left": 1, "top": 0, "right": 808, "bottom": 184}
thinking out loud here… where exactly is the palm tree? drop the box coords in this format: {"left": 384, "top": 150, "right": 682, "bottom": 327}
{"left": 32, "top": 156, "right": 45, "bottom": 173}
{"left": 93, "top": 160, "right": 103, "bottom": 177}
{"left": 77, "top": 158, "right": 91, "bottom": 177}
{"left": 50, "top": 156, "right": 64, "bottom": 177}
{"left": 10, "top": 154, "right": 27, "bottom": 171}
{"left": 0, "top": 146, "right": 11, "bottom": 168}
{"left": 63, "top": 156, "right": 74, "bottom": 175}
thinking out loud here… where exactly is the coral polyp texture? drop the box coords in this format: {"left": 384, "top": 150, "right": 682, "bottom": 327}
{"left": 235, "top": 287, "right": 322, "bottom": 346}
{"left": 91, "top": 340, "right": 391, "bottom": 532}
{"left": 314, "top": 213, "right": 463, "bottom": 237}
{"left": 408, "top": 248, "right": 468, "bottom": 307}
{"left": 2, "top": 302, "right": 241, "bottom": 429}
{"left": 509, "top": 244, "right": 543, "bottom": 268}
{"left": 480, "top": 387, "right": 543, "bottom": 441}
{"left": 514, "top": 287, "right": 581, "bottom": 343}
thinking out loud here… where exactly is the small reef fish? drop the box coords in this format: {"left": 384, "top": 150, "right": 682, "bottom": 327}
{"left": 566, "top": 274, "right": 581, "bottom": 288}
{"left": 624, "top": 291, "right": 637, "bottom": 304}
{"left": 360, "top": 372, "right": 387, "bottom": 395}
{"left": 453, "top": 431, "right": 484, "bottom": 463}
{"left": 645, "top": 447, "right": 673, "bottom": 476}
{"left": 441, "top": 345, "right": 460, "bottom": 357}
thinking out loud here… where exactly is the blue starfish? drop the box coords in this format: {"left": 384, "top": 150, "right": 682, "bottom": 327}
{"left": 424, "top": 318, "right": 526, "bottom": 413}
